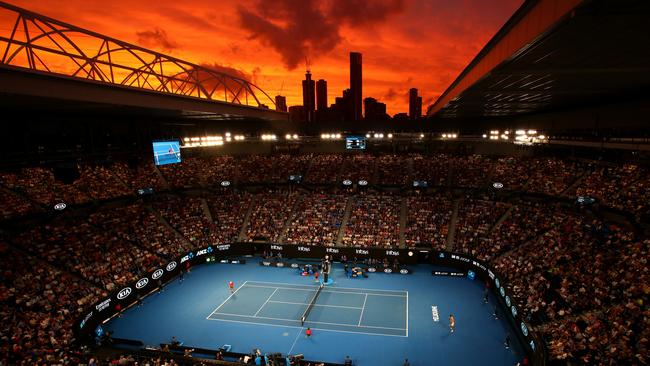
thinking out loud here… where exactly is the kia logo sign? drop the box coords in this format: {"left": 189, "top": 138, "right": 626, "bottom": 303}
{"left": 492, "top": 182, "right": 504, "bottom": 189}
{"left": 358, "top": 180, "right": 368, "bottom": 186}
{"left": 117, "top": 287, "right": 132, "bottom": 300}
{"left": 342, "top": 179, "right": 352, "bottom": 186}
{"left": 136, "top": 278, "right": 149, "bottom": 289}
{"left": 54, "top": 202, "right": 66, "bottom": 211}
{"left": 152, "top": 269, "right": 164, "bottom": 280}
{"left": 367, "top": 267, "right": 376, "bottom": 273}
{"left": 400, "top": 269, "right": 409, "bottom": 274}
{"left": 221, "top": 180, "right": 231, "bottom": 187}
{"left": 166, "top": 261, "right": 177, "bottom": 271}
{"left": 384, "top": 268, "right": 393, "bottom": 273}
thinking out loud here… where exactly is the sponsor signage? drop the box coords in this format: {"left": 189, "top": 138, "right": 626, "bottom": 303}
{"left": 135, "top": 278, "right": 149, "bottom": 289}
{"left": 54, "top": 202, "right": 67, "bottom": 211}
{"left": 432, "top": 270, "right": 465, "bottom": 277}
{"left": 116, "top": 287, "right": 132, "bottom": 300}
{"left": 166, "top": 261, "right": 177, "bottom": 272}
{"left": 151, "top": 269, "right": 163, "bottom": 280}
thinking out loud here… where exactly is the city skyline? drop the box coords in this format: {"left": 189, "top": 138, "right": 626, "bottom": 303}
{"left": 6, "top": 0, "right": 522, "bottom": 115}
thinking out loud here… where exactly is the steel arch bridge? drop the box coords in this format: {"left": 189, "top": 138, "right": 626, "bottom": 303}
{"left": 0, "top": 1, "right": 277, "bottom": 111}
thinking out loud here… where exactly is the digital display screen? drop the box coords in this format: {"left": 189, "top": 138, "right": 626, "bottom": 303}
{"left": 345, "top": 136, "right": 366, "bottom": 150}
{"left": 152, "top": 140, "right": 182, "bottom": 166}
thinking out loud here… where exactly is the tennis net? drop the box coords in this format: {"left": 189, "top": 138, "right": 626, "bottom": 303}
{"left": 300, "top": 283, "right": 324, "bottom": 326}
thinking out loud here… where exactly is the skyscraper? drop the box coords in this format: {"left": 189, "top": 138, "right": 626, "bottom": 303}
{"left": 364, "top": 97, "right": 388, "bottom": 121}
{"left": 316, "top": 79, "right": 327, "bottom": 111}
{"left": 409, "top": 88, "right": 422, "bottom": 119}
{"left": 302, "top": 70, "right": 315, "bottom": 122}
{"left": 350, "top": 52, "right": 362, "bottom": 122}
{"left": 275, "top": 95, "right": 287, "bottom": 112}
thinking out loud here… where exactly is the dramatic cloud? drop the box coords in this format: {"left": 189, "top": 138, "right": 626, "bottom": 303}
{"left": 136, "top": 28, "right": 179, "bottom": 52}
{"left": 237, "top": 1, "right": 340, "bottom": 70}
{"left": 237, "top": 0, "right": 405, "bottom": 70}
{"left": 199, "top": 62, "right": 251, "bottom": 81}
{"left": 328, "top": 0, "right": 405, "bottom": 26}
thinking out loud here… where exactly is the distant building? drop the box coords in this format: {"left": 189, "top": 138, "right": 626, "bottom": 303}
{"left": 393, "top": 112, "right": 409, "bottom": 123}
{"left": 409, "top": 88, "right": 422, "bottom": 119}
{"left": 275, "top": 95, "right": 287, "bottom": 112}
{"left": 288, "top": 105, "right": 305, "bottom": 123}
{"left": 302, "top": 71, "right": 315, "bottom": 122}
{"left": 316, "top": 79, "right": 327, "bottom": 111}
{"left": 350, "top": 52, "right": 362, "bottom": 122}
{"left": 364, "top": 97, "right": 388, "bottom": 121}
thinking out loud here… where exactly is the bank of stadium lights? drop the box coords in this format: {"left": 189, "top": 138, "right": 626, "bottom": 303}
{"left": 321, "top": 133, "right": 342, "bottom": 140}
{"left": 441, "top": 133, "right": 458, "bottom": 139}
{"left": 285, "top": 134, "right": 299, "bottom": 140}
{"left": 261, "top": 134, "right": 277, "bottom": 141}
{"left": 514, "top": 129, "right": 547, "bottom": 145}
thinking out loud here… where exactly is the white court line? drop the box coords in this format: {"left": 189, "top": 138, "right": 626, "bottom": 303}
{"left": 205, "top": 280, "right": 249, "bottom": 320}
{"left": 287, "top": 326, "right": 304, "bottom": 355}
{"left": 357, "top": 293, "right": 368, "bottom": 326}
{"left": 406, "top": 291, "right": 409, "bottom": 337}
{"left": 210, "top": 312, "right": 406, "bottom": 331}
{"left": 245, "top": 280, "right": 408, "bottom": 295}
{"left": 243, "top": 284, "right": 407, "bottom": 297}
{"left": 267, "top": 300, "right": 363, "bottom": 310}
{"left": 205, "top": 317, "right": 408, "bottom": 338}
{"left": 253, "top": 288, "right": 278, "bottom": 317}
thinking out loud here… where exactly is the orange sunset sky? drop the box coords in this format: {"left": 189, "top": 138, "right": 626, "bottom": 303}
{"left": 5, "top": 0, "right": 521, "bottom": 115}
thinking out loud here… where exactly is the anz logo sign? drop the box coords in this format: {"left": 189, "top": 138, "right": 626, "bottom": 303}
{"left": 297, "top": 246, "right": 310, "bottom": 252}
{"left": 136, "top": 278, "right": 149, "bottom": 289}
{"left": 355, "top": 249, "right": 369, "bottom": 255}
{"left": 385, "top": 250, "right": 399, "bottom": 256}
{"left": 270, "top": 245, "right": 283, "bottom": 251}
{"left": 117, "top": 287, "right": 132, "bottom": 300}
{"left": 326, "top": 248, "right": 339, "bottom": 253}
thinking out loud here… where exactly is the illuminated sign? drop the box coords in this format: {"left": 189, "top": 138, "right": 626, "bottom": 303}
{"left": 54, "top": 202, "right": 67, "bottom": 210}
{"left": 136, "top": 278, "right": 149, "bottom": 289}
{"left": 221, "top": 181, "right": 231, "bottom": 187}
{"left": 151, "top": 269, "right": 164, "bottom": 280}
{"left": 166, "top": 261, "right": 177, "bottom": 272}
{"left": 117, "top": 287, "right": 132, "bottom": 300}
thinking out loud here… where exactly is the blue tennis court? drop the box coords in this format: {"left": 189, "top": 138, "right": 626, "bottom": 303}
{"left": 207, "top": 281, "right": 408, "bottom": 336}
{"left": 152, "top": 140, "right": 181, "bottom": 165}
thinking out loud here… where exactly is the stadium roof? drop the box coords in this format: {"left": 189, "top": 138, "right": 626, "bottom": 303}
{"left": 427, "top": 0, "right": 650, "bottom": 119}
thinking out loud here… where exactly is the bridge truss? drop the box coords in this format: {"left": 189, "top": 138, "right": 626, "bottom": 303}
{"left": 0, "top": 1, "right": 276, "bottom": 109}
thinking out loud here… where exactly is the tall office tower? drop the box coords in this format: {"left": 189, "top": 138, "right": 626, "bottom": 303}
{"left": 316, "top": 79, "right": 327, "bottom": 111}
{"left": 275, "top": 95, "right": 287, "bottom": 112}
{"left": 350, "top": 52, "right": 362, "bottom": 122}
{"left": 409, "top": 88, "right": 422, "bottom": 119}
{"left": 302, "top": 70, "right": 315, "bottom": 122}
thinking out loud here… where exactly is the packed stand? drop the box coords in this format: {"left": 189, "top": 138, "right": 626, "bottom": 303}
{"left": 403, "top": 193, "right": 452, "bottom": 249}
{"left": 267, "top": 154, "right": 312, "bottom": 183}
{"left": 0, "top": 243, "right": 104, "bottom": 365}
{"left": 284, "top": 193, "right": 347, "bottom": 246}
{"left": 342, "top": 193, "right": 401, "bottom": 247}
{"left": 411, "top": 154, "right": 450, "bottom": 187}
{"left": 376, "top": 154, "right": 410, "bottom": 185}
{"left": 73, "top": 164, "right": 131, "bottom": 200}
{"left": 493, "top": 215, "right": 648, "bottom": 365}
{"left": 158, "top": 158, "right": 204, "bottom": 188}
{"left": 14, "top": 218, "right": 163, "bottom": 291}
{"left": 0, "top": 167, "right": 91, "bottom": 206}
{"left": 152, "top": 195, "right": 218, "bottom": 246}
{"left": 452, "top": 199, "right": 509, "bottom": 255}
{"left": 88, "top": 204, "right": 192, "bottom": 258}
{"left": 205, "top": 191, "right": 252, "bottom": 243}
{"left": 244, "top": 191, "right": 299, "bottom": 242}
{"left": 112, "top": 161, "right": 168, "bottom": 192}
{"left": 490, "top": 157, "right": 533, "bottom": 191}
{"left": 202, "top": 155, "right": 240, "bottom": 187}
{"left": 339, "top": 155, "right": 377, "bottom": 184}
{"left": 235, "top": 155, "right": 277, "bottom": 184}
{"left": 464, "top": 201, "right": 564, "bottom": 261}
{"left": 305, "top": 154, "right": 344, "bottom": 184}
{"left": 525, "top": 159, "right": 584, "bottom": 195}
{"left": 0, "top": 186, "right": 41, "bottom": 219}
{"left": 450, "top": 155, "right": 492, "bottom": 188}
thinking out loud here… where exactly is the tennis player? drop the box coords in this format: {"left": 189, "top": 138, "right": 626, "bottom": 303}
{"left": 449, "top": 314, "right": 455, "bottom": 333}
{"left": 228, "top": 281, "right": 235, "bottom": 293}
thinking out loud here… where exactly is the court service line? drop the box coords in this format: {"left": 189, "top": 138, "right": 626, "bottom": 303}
{"left": 357, "top": 293, "right": 368, "bottom": 326}
{"left": 211, "top": 312, "right": 406, "bottom": 331}
{"left": 254, "top": 288, "right": 279, "bottom": 317}
{"left": 245, "top": 280, "right": 408, "bottom": 295}
{"left": 267, "top": 300, "right": 363, "bottom": 310}
{"left": 242, "top": 284, "right": 407, "bottom": 297}
{"left": 205, "top": 317, "right": 408, "bottom": 338}
{"left": 206, "top": 280, "right": 249, "bottom": 319}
